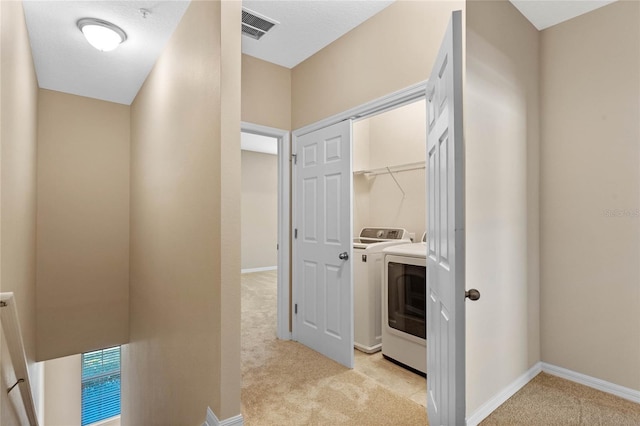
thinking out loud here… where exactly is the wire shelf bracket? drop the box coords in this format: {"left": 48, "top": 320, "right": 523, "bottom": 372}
{"left": 353, "top": 161, "right": 425, "bottom": 198}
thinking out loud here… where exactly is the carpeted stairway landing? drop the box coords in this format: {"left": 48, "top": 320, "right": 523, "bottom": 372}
{"left": 240, "top": 270, "right": 427, "bottom": 425}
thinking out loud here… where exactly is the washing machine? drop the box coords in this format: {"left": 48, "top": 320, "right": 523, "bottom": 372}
{"left": 353, "top": 227, "right": 410, "bottom": 353}
{"left": 382, "top": 233, "right": 427, "bottom": 375}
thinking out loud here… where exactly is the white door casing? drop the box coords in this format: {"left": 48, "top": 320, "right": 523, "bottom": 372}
{"left": 426, "top": 10, "right": 465, "bottom": 426}
{"left": 293, "top": 120, "right": 353, "bottom": 368}
{"left": 240, "top": 122, "right": 291, "bottom": 340}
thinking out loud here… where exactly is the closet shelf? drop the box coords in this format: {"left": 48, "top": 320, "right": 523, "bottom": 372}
{"left": 353, "top": 161, "right": 425, "bottom": 177}
{"left": 353, "top": 161, "right": 425, "bottom": 198}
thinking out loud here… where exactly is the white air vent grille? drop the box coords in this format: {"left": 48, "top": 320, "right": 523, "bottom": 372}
{"left": 242, "top": 8, "right": 278, "bottom": 40}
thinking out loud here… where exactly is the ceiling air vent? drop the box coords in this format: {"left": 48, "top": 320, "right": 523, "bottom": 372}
{"left": 242, "top": 8, "right": 278, "bottom": 40}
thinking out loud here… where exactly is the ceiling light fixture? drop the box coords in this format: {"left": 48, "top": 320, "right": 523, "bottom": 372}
{"left": 77, "top": 18, "right": 127, "bottom": 52}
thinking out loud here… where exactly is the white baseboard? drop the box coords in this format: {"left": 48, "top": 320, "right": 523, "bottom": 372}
{"left": 204, "top": 407, "right": 244, "bottom": 426}
{"left": 354, "top": 342, "right": 382, "bottom": 354}
{"left": 466, "top": 361, "right": 640, "bottom": 425}
{"left": 541, "top": 362, "right": 640, "bottom": 404}
{"left": 241, "top": 266, "right": 277, "bottom": 274}
{"left": 466, "top": 362, "right": 542, "bottom": 426}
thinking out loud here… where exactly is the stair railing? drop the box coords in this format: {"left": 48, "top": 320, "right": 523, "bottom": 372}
{"left": 1, "top": 292, "right": 40, "bottom": 425}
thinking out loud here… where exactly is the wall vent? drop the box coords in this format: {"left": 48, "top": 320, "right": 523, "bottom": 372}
{"left": 242, "top": 8, "right": 278, "bottom": 40}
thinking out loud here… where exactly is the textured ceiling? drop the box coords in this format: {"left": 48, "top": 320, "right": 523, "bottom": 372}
{"left": 241, "top": 0, "right": 395, "bottom": 69}
{"left": 22, "top": 1, "right": 618, "bottom": 105}
{"left": 23, "top": 0, "right": 190, "bottom": 105}
{"left": 509, "top": 0, "right": 617, "bottom": 30}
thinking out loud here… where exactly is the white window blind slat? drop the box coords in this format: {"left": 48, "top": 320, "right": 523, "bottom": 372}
{"left": 81, "top": 346, "right": 121, "bottom": 426}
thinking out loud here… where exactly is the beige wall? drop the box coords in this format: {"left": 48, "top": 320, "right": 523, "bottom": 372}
{"left": 36, "top": 90, "right": 130, "bottom": 361}
{"left": 540, "top": 1, "right": 640, "bottom": 391}
{"left": 368, "top": 100, "right": 426, "bottom": 240}
{"left": 353, "top": 100, "right": 426, "bottom": 240}
{"left": 241, "top": 150, "right": 278, "bottom": 270}
{"left": 242, "top": 54, "right": 291, "bottom": 130}
{"left": 44, "top": 355, "right": 81, "bottom": 426}
{"left": 124, "top": 0, "right": 242, "bottom": 423}
{"left": 43, "top": 354, "right": 122, "bottom": 426}
{"left": 292, "top": 1, "right": 464, "bottom": 129}
{"left": 0, "top": 0, "right": 43, "bottom": 419}
{"left": 219, "top": 1, "right": 242, "bottom": 414}
{"left": 353, "top": 120, "right": 371, "bottom": 234}
{"left": 465, "top": 0, "right": 540, "bottom": 415}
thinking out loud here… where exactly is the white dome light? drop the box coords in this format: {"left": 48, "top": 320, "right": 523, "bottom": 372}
{"left": 77, "top": 18, "right": 127, "bottom": 52}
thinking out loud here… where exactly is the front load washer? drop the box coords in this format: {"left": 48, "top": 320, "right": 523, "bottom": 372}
{"left": 382, "top": 233, "right": 427, "bottom": 375}
{"left": 353, "top": 227, "right": 410, "bottom": 353}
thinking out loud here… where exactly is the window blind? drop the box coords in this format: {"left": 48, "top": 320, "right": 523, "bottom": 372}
{"left": 81, "top": 346, "right": 121, "bottom": 426}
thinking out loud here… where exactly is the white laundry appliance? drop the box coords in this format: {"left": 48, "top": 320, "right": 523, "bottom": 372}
{"left": 382, "top": 233, "right": 427, "bottom": 375}
{"left": 353, "top": 227, "right": 410, "bottom": 353}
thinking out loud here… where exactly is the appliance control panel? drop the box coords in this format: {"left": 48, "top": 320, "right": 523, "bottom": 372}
{"left": 359, "top": 228, "right": 407, "bottom": 240}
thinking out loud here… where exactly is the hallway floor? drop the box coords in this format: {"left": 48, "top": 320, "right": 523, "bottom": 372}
{"left": 481, "top": 372, "right": 640, "bottom": 425}
{"left": 239, "top": 270, "right": 640, "bottom": 425}
{"left": 354, "top": 349, "right": 426, "bottom": 407}
{"left": 240, "top": 270, "right": 426, "bottom": 425}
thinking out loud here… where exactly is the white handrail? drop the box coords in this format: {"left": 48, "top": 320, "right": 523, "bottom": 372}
{"left": 1, "top": 292, "right": 40, "bottom": 425}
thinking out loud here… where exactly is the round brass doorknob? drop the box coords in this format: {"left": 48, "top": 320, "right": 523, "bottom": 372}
{"left": 338, "top": 252, "right": 349, "bottom": 260}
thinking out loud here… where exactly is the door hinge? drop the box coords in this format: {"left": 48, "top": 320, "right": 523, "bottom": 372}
{"left": 294, "top": 228, "right": 298, "bottom": 239}
{"left": 294, "top": 303, "right": 298, "bottom": 314}
{"left": 291, "top": 153, "right": 297, "bottom": 164}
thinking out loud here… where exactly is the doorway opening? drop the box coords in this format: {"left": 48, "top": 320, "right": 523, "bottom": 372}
{"left": 240, "top": 132, "right": 279, "bottom": 277}
{"left": 287, "top": 83, "right": 430, "bottom": 411}
{"left": 240, "top": 122, "right": 290, "bottom": 340}
{"left": 351, "top": 98, "right": 428, "bottom": 405}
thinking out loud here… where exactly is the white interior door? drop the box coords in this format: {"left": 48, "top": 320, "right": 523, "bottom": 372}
{"left": 426, "top": 10, "right": 465, "bottom": 425}
{"left": 293, "top": 120, "right": 353, "bottom": 368}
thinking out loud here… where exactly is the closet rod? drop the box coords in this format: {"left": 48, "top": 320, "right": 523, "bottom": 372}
{"left": 353, "top": 161, "right": 426, "bottom": 177}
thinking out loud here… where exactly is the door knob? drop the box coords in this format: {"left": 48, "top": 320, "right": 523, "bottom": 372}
{"left": 465, "top": 289, "right": 480, "bottom": 301}
{"left": 338, "top": 252, "right": 349, "bottom": 260}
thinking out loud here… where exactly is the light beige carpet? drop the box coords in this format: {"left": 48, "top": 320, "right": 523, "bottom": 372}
{"left": 241, "top": 270, "right": 427, "bottom": 425}
{"left": 241, "top": 271, "right": 640, "bottom": 425}
{"left": 481, "top": 372, "right": 640, "bottom": 425}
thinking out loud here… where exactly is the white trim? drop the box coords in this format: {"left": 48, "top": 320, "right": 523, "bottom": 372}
{"left": 292, "top": 81, "right": 427, "bottom": 138}
{"left": 541, "top": 362, "right": 640, "bottom": 404}
{"left": 466, "top": 362, "right": 542, "bottom": 426}
{"left": 354, "top": 342, "right": 381, "bottom": 354}
{"left": 203, "top": 407, "right": 216, "bottom": 426}
{"left": 88, "top": 415, "right": 121, "bottom": 426}
{"left": 465, "top": 361, "right": 640, "bottom": 425}
{"left": 219, "top": 415, "right": 244, "bottom": 426}
{"left": 241, "top": 122, "right": 290, "bottom": 341}
{"left": 204, "top": 407, "right": 244, "bottom": 426}
{"left": 241, "top": 266, "right": 277, "bottom": 274}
